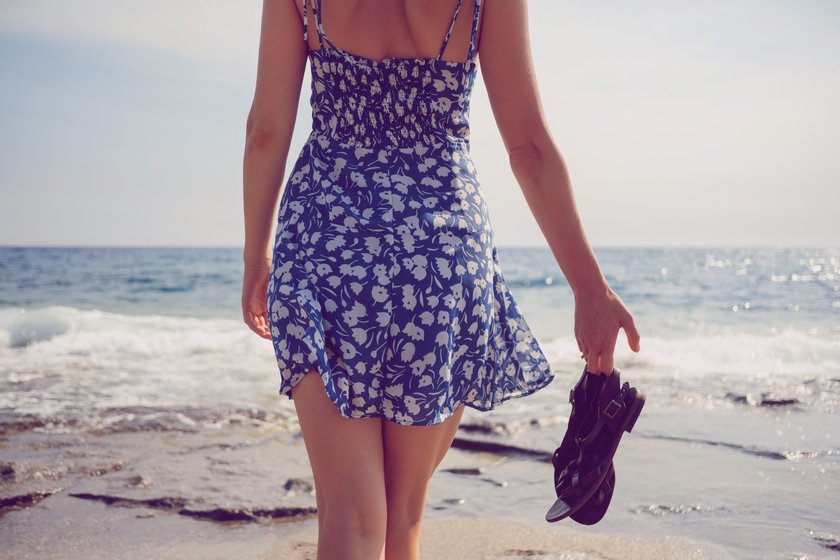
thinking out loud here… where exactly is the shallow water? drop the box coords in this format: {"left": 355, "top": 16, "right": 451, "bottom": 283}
{"left": 1, "top": 246, "right": 838, "bottom": 558}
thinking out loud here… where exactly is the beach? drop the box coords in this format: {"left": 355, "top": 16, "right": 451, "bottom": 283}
{"left": 1, "top": 246, "right": 839, "bottom": 558}
{"left": 1, "top": 424, "right": 719, "bottom": 560}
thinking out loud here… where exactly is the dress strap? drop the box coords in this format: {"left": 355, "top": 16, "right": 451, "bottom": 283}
{"left": 301, "top": 0, "right": 308, "bottom": 42}
{"left": 436, "top": 0, "right": 464, "bottom": 60}
{"left": 310, "top": 0, "right": 480, "bottom": 63}
{"left": 466, "top": 0, "right": 481, "bottom": 62}
{"left": 310, "top": 0, "right": 340, "bottom": 52}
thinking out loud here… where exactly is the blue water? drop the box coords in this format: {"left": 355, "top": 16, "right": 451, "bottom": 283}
{"left": 0, "top": 247, "right": 242, "bottom": 319}
{"left": 1, "top": 246, "right": 838, "bottom": 558}
{"left": 2, "top": 246, "right": 837, "bottom": 326}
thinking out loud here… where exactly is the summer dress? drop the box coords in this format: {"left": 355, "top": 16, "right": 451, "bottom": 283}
{"left": 267, "top": 0, "right": 554, "bottom": 426}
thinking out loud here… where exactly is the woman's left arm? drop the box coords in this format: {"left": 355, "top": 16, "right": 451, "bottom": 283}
{"left": 242, "top": 0, "right": 308, "bottom": 339}
{"left": 478, "top": 0, "right": 640, "bottom": 374}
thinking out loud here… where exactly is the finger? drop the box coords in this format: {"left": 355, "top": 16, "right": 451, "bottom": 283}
{"left": 595, "top": 352, "right": 606, "bottom": 375}
{"left": 595, "top": 351, "right": 607, "bottom": 375}
{"left": 601, "top": 350, "right": 615, "bottom": 376}
{"left": 245, "top": 311, "right": 259, "bottom": 334}
{"left": 579, "top": 346, "right": 590, "bottom": 369}
{"left": 255, "top": 312, "right": 272, "bottom": 340}
{"left": 623, "top": 316, "right": 641, "bottom": 352}
{"left": 258, "top": 316, "right": 272, "bottom": 339}
{"left": 601, "top": 336, "right": 617, "bottom": 375}
{"left": 244, "top": 310, "right": 267, "bottom": 338}
{"left": 591, "top": 352, "right": 604, "bottom": 375}
{"left": 584, "top": 349, "right": 597, "bottom": 374}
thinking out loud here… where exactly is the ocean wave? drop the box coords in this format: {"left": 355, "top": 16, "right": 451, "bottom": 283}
{"left": 540, "top": 325, "right": 840, "bottom": 380}
{"left": 0, "top": 305, "right": 264, "bottom": 357}
{"left": 0, "top": 306, "right": 284, "bottom": 432}
{"left": 2, "top": 305, "right": 838, "bottom": 437}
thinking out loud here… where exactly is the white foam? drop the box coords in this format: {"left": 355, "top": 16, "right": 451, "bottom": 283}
{"left": 0, "top": 306, "right": 283, "bottom": 426}
{"left": 540, "top": 326, "right": 840, "bottom": 380}
{"left": 3, "top": 307, "right": 72, "bottom": 348}
{"left": 2, "top": 306, "right": 838, "bottom": 432}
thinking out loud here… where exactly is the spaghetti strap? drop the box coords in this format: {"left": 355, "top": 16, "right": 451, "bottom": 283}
{"left": 467, "top": 0, "right": 481, "bottom": 62}
{"left": 310, "top": 0, "right": 479, "bottom": 64}
{"left": 436, "top": 0, "right": 464, "bottom": 61}
{"left": 311, "top": 0, "right": 338, "bottom": 52}
{"left": 301, "top": 0, "right": 308, "bottom": 42}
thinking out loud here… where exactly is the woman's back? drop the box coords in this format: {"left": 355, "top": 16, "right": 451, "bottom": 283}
{"left": 299, "top": 0, "right": 483, "bottom": 64}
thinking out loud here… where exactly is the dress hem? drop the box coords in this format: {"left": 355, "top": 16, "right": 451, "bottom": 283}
{"left": 276, "top": 361, "right": 556, "bottom": 427}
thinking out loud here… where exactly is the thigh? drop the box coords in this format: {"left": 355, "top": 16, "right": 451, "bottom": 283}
{"left": 292, "top": 370, "right": 387, "bottom": 515}
{"left": 382, "top": 404, "right": 466, "bottom": 513}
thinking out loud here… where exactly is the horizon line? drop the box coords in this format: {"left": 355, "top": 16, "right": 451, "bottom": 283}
{"left": 1, "top": 244, "right": 838, "bottom": 251}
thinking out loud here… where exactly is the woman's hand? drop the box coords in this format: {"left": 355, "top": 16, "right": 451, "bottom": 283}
{"left": 242, "top": 257, "right": 272, "bottom": 340}
{"left": 574, "top": 288, "right": 640, "bottom": 375}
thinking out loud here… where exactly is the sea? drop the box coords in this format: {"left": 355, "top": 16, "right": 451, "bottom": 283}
{"left": 1, "top": 246, "right": 838, "bottom": 559}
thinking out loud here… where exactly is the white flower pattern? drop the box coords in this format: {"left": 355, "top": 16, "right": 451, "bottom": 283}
{"left": 266, "top": 0, "right": 554, "bottom": 425}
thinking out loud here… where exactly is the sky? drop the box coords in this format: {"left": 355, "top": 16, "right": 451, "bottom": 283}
{"left": 0, "top": 0, "right": 838, "bottom": 248}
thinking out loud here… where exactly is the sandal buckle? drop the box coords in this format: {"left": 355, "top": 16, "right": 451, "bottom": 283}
{"left": 603, "top": 399, "right": 622, "bottom": 419}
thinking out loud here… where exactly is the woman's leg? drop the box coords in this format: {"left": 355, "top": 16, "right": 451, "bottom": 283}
{"left": 382, "top": 404, "right": 466, "bottom": 560}
{"left": 291, "top": 369, "right": 388, "bottom": 560}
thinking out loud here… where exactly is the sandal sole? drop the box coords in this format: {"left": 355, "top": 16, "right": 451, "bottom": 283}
{"left": 570, "top": 462, "right": 615, "bottom": 525}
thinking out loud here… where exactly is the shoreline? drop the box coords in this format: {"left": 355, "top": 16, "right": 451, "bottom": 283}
{"left": 2, "top": 403, "right": 839, "bottom": 559}
{"left": 0, "top": 424, "right": 721, "bottom": 560}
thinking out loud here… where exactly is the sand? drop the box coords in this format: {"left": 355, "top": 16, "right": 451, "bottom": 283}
{"left": 2, "top": 488, "right": 720, "bottom": 560}
{"left": 277, "top": 517, "right": 717, "bottom": 559}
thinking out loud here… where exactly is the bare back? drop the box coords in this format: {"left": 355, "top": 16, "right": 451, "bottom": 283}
{"left": 295, "top": 0, "right": 484, "bottom": 64}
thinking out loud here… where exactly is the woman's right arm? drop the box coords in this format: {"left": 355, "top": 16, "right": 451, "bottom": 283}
{"left": 242, "top": 0, "right": 308, "bottom": 338}
{"left": 479, "top": 0, "right": 640, "bottom": 374}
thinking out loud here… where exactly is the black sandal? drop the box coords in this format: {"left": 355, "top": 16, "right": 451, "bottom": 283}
{"left": 546, "top": 366, "right": 645, "bottom": 523}
{"left": 549, "top": 366, "right": 616, "bottom": 525}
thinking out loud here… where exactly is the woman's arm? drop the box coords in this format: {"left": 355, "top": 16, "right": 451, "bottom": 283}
{"left": 242, "top": 0, "right": 308, "bottom": 338}
{"left": 479, "top": 0, "right": 640, "bottom": 373}
{"left": 244, "top": 0, "right": 307, "bottom": 263}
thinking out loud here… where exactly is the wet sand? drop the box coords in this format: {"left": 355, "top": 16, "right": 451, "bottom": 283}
{"left": 281, "top": 517, "right": 716, "bottom": 559}
{"left": 3, "top": 405, "right": 840, "bottom": 559}
{"left": 0, "top": 419, "right": 730, "bottom": 560}
{"left": 5, "top": 388, "right": 840, "bottom": 560}
{"left": 3, "top": 489, "right": 717, "bottom": 560}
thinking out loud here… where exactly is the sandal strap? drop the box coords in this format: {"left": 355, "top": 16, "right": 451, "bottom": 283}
{"left": 557, "top": 463, "right": 607, "bottom": 499}
{"left": 601, "top": 381, "right": 633, "bottom": 430}
{"left": 577, "top": 381, "right": 633, "bottom": 447}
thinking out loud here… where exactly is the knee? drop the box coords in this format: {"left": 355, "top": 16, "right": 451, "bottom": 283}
{"left": 385, "top": 493, "right": 426, "bottom": 533}
{"left": 321, "top": 500, "right": 388, "bottom": 541}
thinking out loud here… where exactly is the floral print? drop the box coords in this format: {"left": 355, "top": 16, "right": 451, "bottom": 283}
{"left": 266, "top": 0, "right": 554, "bottom": 426}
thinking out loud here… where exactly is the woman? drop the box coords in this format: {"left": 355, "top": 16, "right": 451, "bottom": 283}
{"left": 242, "top": 1, "right": 640, "bottom": 558}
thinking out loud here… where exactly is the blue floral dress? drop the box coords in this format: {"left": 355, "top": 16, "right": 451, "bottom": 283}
{"left": 267, "top": 0, "right": 554, "bottom": 426}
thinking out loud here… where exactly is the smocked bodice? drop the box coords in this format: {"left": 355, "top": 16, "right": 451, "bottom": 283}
{"left": 307, "top": 48, "right": 478, "bottom": 149}
{"left": 301, "top": 0, "right": 481, "bottom": 149}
